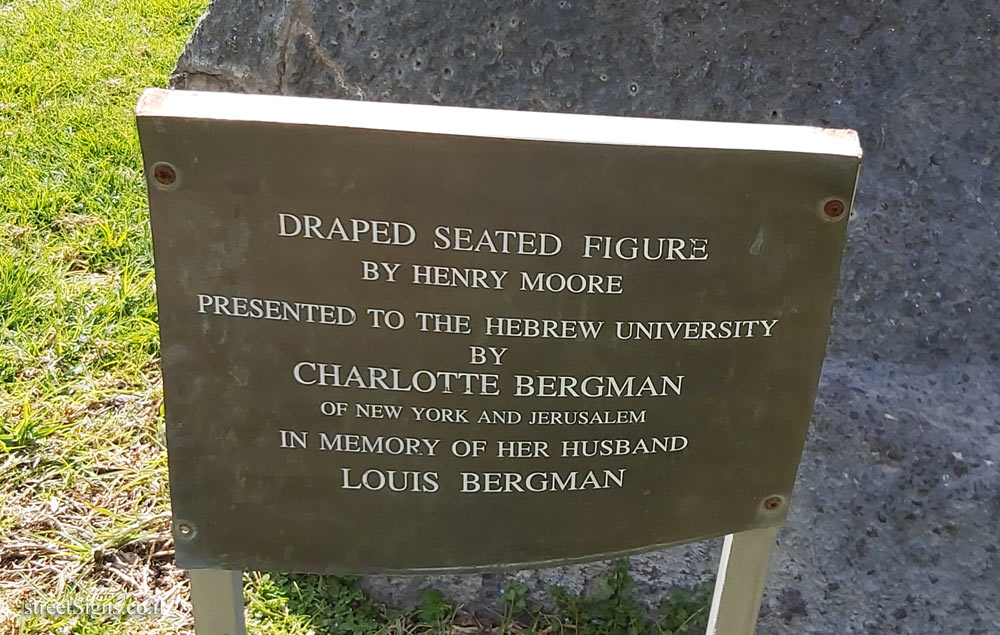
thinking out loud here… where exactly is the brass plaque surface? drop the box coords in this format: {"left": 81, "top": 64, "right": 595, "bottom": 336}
{"left": 137, "top": 88, "right": 861, "bottom": 573}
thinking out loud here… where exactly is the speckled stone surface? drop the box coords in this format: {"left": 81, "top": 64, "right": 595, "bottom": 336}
{"left": 171, "top": 2, "right": 1000, "bottom": 632}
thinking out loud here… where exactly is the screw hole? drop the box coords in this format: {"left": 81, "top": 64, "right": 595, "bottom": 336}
{"left": 763, "top": 496, "right": 784, "bottom": 511}
{"left": 151, "top": 162, "right": 177, "bottom": 189}
{"left": 174, "top": 520, "right": 196, "bottom": 539}
{"left": 823, "top": 199, "right": 846, "bottom": 220}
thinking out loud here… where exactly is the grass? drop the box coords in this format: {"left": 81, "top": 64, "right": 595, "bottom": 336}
{"left": 0, "top": 1, "right": 712, "bottom": 633}
{"left": 234, "top": 566, "right": 712, "bottom": 635}
{"left": 1, "top": 1, "right": 201, "bottom": 631}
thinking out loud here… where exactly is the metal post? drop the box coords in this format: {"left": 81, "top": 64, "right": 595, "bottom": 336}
{"left": 189, "top": 569, "right": 247, "bottom": 635}
{"left": 705, "top": 526, "right": 779, "bottom": 635}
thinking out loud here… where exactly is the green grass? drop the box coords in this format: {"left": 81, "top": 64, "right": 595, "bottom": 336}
{"left": 1, "top": 1, "right": 203, "bottom": 632}
{"left": 236, "top": 566, "right": 712, "bottom": 635}
{"left": 0, "top": 0, "right": 187, "bottom": 446}
{"left": 0, "top": 2, "right": 712, "bottom": 633}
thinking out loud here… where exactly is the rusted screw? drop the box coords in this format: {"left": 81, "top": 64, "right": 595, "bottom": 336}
{"left": 152, "top": 162, "right": 177, "bottom": 187}
{"left": 763, "top": 496, "right": 783, "bottom": 511}
{"left": 823, "top": 199, "right": 846, "bottom": 220}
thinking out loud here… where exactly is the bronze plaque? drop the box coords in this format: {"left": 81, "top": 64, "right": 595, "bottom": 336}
{"left": 136, "top": 88, "right": 861, "bottom": 573}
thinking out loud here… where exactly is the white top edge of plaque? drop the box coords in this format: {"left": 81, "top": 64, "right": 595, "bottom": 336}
{"left": 137, "top": 88, "right": 862, "bottom": 158}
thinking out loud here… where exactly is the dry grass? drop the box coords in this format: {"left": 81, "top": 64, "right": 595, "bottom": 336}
{"left": 0, "top": 371, "right": 194, "bottom": 633}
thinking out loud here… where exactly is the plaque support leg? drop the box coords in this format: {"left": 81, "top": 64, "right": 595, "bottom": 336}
{"left": 705, "top": 526, "right": 779, "bottom": 635}
{"left": 189, "top": 569, "right": 246, "bottom": 635}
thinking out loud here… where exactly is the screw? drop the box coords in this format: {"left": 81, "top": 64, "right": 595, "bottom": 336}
{"left": 823, "top": 199, "right": 846, "bottom": 220}
{"left": 763, "top": 496, "right": 783, "bottom": 511}
{"left": 152, "top": 162, "right": 177, "bottom": 188}
{"left": 175, "top": 521, "right": 195, "bottom": 538}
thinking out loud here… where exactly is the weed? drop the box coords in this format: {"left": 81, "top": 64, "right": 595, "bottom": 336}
{"left": 655, "top": 585, "right": 713, "bottom": 634}
{"left": 550, "top": 560, "right": 650, "bottom": 635}
{"left": 548, "top": 560, "right": 711, "bottom": 635}
{"left": 500, "top": 580, "right": 530, "bottom": 625}
{"left": 417, "top": 587, "right": 455, "bottom": 626}
{"left": 240, "top": 561, "right": 711, "bottom": 634}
